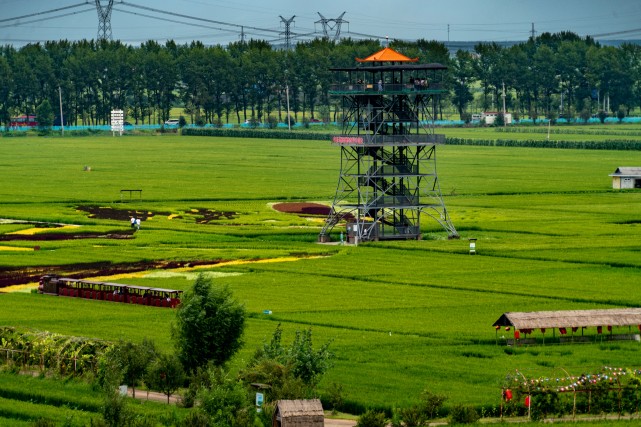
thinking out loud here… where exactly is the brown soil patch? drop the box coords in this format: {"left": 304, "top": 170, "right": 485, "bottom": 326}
{"left": 77, "top": 205, "right": 169, "bottom": 222}
{"left": 273, "top": 202, "right": 331, "bottom": 216}
{"left": 76, "top": 205, "right": 236, "bottom": 225}
{"left": 0, "top": 231, "right": 134, "bottom": 241}
{"left": 191, "top": 208, "right": 237, "bottom": 223}
{"left": 0, "top": 259, "right": 222, "bottom": 289}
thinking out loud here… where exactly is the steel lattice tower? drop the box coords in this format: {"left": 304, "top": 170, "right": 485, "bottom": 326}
{"left": 95, "top": 0, "right": 114, "bottom": 41}
{"left": 316, "top": 12, "right": 348, "bottom": 41}
{"left": 319, "top": 47, "right": 458, "bottom": 243}
{"left": 279, "top": 15, "right": 295, "bottom": 51}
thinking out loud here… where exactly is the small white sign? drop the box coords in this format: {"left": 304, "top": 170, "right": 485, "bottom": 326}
{"left": 111, "top": 109, "right": 124, "bottom": 136}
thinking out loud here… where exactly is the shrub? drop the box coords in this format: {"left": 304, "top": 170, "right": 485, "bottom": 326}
{"left": 326, "top": 382, "right": 344, "bottom": 415}
{"left": 267, "top": 115, "right": 279, "bottom": 129}
{"left": 448, "top": 404, "right": 479, "bottom": 424}
{"left": 356, "top": 409, "right": 387, "bottom": 427}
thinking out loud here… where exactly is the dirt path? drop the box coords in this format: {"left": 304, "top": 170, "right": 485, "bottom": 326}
{"left": 128, "top": 387, "right": 357, "bottom": 426}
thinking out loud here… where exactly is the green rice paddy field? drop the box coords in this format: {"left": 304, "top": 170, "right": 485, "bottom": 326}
{"left": 1, "top": 129, "right": 641, "bottom": 414}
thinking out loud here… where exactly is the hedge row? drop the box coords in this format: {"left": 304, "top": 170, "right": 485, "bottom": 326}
{"left": 182, "top": 127, "right": 331, "bottom": 141}
{"left": 446, "top": 137, "right": 641, "bottom": 150}
{"left": 182, "top": 129, "right": 641, "bottom": 151}
{"left": 496, "top": 127, "right": 641, "bottom": 136}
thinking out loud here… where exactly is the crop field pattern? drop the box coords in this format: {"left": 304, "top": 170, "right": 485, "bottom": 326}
{"left": 1, "top": 133, "right": 641, "bottom": 411}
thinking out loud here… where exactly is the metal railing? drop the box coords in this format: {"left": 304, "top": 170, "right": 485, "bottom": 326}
{"left": 329, "top": 83, "right": 443, "bottom": 93}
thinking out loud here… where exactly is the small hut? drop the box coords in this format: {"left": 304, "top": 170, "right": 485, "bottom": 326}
{"left": 272, "top": 399, "right": 324, "bottom": 427}
{"left": 609, "top": 167, "right": 641, "bottom": 189}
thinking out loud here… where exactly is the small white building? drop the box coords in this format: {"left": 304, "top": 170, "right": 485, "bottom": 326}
{"left": 481, "top": 111, "right": 512, "bottom": 125}
{"left": 609, "top": 167, "right": 641, "bottom": 189}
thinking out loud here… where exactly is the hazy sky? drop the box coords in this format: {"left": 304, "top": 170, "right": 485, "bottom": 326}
{"left": 1, "top": 0, "right": 641, "bottom": 47}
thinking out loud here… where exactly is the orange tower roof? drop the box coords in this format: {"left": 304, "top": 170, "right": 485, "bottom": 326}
{"left": 356, "top": 47, "right": 419, "bottom": 63}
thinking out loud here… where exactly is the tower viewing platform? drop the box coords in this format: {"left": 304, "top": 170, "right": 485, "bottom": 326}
{"left": 319, "top": 46, "right": 458, "bottom": 243}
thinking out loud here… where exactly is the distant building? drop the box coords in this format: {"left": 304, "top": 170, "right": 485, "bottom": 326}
{"left": 609, "top": 167, "right": 641, "bottom": 189}
{"left": 481, "top": 111, "right": 512, "bottom": 125}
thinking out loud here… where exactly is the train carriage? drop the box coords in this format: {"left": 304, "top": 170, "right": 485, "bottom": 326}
{"left": 38, "top": 275, "right": 182, "bottom": 308}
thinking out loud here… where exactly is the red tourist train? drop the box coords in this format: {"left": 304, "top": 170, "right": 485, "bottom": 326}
{"left": 10, "top": 115, "right": 38, "bottom": 127}
{"left": 38, "top": 275, "right": 182, "bottom": 308}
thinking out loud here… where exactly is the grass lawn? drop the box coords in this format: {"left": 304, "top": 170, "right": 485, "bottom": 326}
{"left": 1, "top": 130, "right": 641, "bottom": 415}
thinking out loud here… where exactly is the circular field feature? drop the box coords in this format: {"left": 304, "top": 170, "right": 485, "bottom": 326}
{"left": 272, "top": 202, "right": 331, "bottom": 216}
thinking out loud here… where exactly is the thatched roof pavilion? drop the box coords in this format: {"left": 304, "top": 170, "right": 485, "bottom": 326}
{"left": 493, "top": 308, "right": 641, "bottom": 330}
{"left": 272, "top": 399, "right": 324, "bottom": 427}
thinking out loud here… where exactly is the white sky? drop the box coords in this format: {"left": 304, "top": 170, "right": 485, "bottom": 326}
{"left": 1, "top": 0, "right": 640, "bottom": 46}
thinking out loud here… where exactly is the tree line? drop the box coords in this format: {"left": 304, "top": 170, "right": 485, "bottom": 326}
{"left": 0, "top": 32, "right": 639, "bottom": 128}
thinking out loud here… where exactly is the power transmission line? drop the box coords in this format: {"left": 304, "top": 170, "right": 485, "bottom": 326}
{"left": 592, "top": 28, "right": 641, "bottom": 38}
{"left": 119, "top": 1, "right": 280, "bottom": 35}
{"left": 345, "top": 30, "right": 387, "bottom": 40}
{"left": 0, "top": 3, "right": 88, "bottom": 24}
{"left": 112, "top": 7, "right": 274, "bottom": 39}
{"left": 0, "top": 8, "right": 94, "bottom": 29}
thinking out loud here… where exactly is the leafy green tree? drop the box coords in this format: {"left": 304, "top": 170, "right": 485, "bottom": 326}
{"left": 113, "top": 339, "right": 157, "bottom": 399}
{"left": 252, "top": 324, "right": 333, "bottom": 387}
{"left": 473, "top": 42, "right": 503, "bottom": 111}
{"left": 36, "top": 99, "right": 54, "bottom": 131}
{"left": 95, "top": 346, "right": 132, "bottom": 427}
{"left": 419, "top": 388, "right": 447, "bottom": 420}
{"left": 451, "top": 50, "right": 475, "bottom": 118}
{"left": 198, "top": 367, "right": 255, "bottom": 427}
{"left": 172, "top": 274, "right": 245, "bottom": 372}
{"left": 145, "top": 353, "right": 186, "bottom": 404}
{"left": 241, "top": 324, "right": 333, "bottom": 402}
{"left": 0, "top": 56, "right": 13, "bottom": 129}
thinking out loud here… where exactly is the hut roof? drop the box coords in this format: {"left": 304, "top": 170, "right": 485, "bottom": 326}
{"left": 276, "top": 399, "right": 324, "bottom": 418}
{"left": 493, "top": 308, "right": 641, "bottom": 330}
{"left": 609, "top": 167, "right": 641, "bottom": 177}
{"left": 356, "top": 46, "right": 418, "bottom": 63}
{"left": 330, "top": 63, "right": 447, "bottom": 73}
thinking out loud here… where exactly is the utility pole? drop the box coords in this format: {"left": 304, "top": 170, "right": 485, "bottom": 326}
{"left": 58, "top": 86, "right": 64, "bottom": 136}
{"left": 95, "top": 0, "right": 114, "bottom": 41}
{"left": 279, "top": 15, "right": 295, "bottom": 50}
{"left": 502, "top": 82, "right": 507, "bottom": 127}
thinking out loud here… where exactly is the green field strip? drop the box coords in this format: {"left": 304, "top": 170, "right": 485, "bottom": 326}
{"left": 0, "top": 396, "right": 94, "bottom": 425}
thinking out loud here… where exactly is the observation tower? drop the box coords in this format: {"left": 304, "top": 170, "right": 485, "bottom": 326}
{"left": 319, "top": 47, "right": 458, "bottom": 243}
